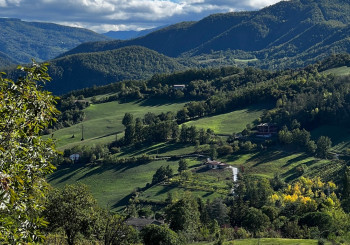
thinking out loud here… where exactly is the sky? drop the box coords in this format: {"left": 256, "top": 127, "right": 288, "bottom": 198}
{"left": 0, "top": 0, "right": 284, "bottom": 33}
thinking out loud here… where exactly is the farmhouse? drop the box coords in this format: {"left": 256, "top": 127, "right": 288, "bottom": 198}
{"left": 256, "top": 123, "right": 278, "bottom": 137}
{"left": 173, "top": 84, "right": 186, "bottom": 90}
{"left": 206, "top": 159, "right": 228, "bottom": 169}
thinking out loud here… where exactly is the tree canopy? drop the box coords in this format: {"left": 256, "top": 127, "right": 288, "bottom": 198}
{"left": 0, "top": 61, "right": 58, "bottom": 243}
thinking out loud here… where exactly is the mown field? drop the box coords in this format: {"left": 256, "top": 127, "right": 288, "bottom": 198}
{"left": 322, "top": 66, "right": 350, "bottom": 76}
{"left": 184, "top": 104, "right": 269, "bottom": 135}
{"left": 52, "top": 98, "right": 187, "bottom": 149}
{"left": 48, "top": 159, "right": 181, "bottom": 211}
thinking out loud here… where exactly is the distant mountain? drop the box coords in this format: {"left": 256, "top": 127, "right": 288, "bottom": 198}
{"left": 0, "top": 18, "right": 110, "bottom": 64}
{"left": 59, "top": 0, "right": 350, "bottom": 69}
{"left": 46, "top": 46, "right": 187, "bottom": 94}
{"left": 0, "top": 51, "right": 16, "bottom": 68}
{"left": 103, "top": 26, "right": 167, "bottom": 40}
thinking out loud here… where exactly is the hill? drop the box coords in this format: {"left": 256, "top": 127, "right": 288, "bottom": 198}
{"left": 0, "top": 51, "right": 16, "bottom": 68}
{"left": 46, "top": 54, "right": 350, "bottom": 211}
{"left": 46, "top": 46, "right": 187, "bottom": 94}
{"left": 0, "top": 18, "right": 110, "bottom": 64}
{"left": 59, "top": 0, "right": 350, "bottom": 69}
{"left": 42, "top": 54, "right": 350, "bottom": 243}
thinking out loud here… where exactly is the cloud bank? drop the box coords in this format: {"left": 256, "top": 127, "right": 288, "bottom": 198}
{"left": 0, "top": 0, "right": 284, "bottom": 32}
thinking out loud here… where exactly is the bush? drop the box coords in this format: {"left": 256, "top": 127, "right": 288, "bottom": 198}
{"left": 217, "top": 145, "right": 234, "bottom": 156}
{"left": 234, "top": 228, "right": 251, "bottom": 239}
{"left": 318, "top": 238, "right": 326, "bottom": 245}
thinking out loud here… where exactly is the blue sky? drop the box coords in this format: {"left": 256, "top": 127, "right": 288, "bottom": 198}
{"left": 0, "top": 0, "right": 284, "bottom": 33}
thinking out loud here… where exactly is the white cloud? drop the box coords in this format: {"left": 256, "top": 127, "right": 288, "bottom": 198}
{"left": 0, "top": 0, "right": 285, "bottom": 32}
{"left": 0, "top": 0, "right": 7, "bottom": 7}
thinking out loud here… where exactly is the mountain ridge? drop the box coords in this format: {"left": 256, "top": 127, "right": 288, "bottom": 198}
{"left": 0, "top": 18, "right": 110, "bottom": 64}
{"left": 57, "top": 0, "right": 350, "bottom": 70}
{"left": 46, "top": 46, "right": 187, "bottom": 94}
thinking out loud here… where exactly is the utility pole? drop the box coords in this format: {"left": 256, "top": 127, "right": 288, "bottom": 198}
{"left": 81, "top": 124, "right": 84, "bottom": 141}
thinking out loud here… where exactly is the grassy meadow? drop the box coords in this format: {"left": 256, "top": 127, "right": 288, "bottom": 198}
{"left": 184, "top": 104, "right": 270, "bottom": 135}
{"left": 322, "top": 66, "right": 350, "bottom": 76}
{"left": 48, "top": 159, "right": 182, "bottom": 211}
{"left": 52, "top": 98, "right": 187, "bottom": 149}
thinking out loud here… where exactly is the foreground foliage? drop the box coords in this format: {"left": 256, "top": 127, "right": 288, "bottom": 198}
{"left": 0, "top": 62, "right": 58, "bottom": 243}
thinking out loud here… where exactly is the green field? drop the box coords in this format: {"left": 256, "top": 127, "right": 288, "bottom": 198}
{"left": 184, "top": 104, "right": 270, "bottom": 135}
{"left": 52, "top": 98, "right": 187, "bottom": 149}
{"left": 222, "top": 148, "right": 332, "bottom": 182}
{"left": 48, "top": 157, "right": 233, "bottom": 211}
{"left": 322, "top": 66, "right": 350, "bottom": 76}
{"left": 48, "top": 159, "right": 182, "bottom": 211}
{"left": 140, "top": 166, "right": 232, "bottom": 202}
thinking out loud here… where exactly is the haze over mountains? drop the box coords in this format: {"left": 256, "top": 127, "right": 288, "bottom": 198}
{"left": 103, "top": 26, "right": 167, "bottom": 40}
{"left": 3, "top": 0, "right": 350, "bottom": 94}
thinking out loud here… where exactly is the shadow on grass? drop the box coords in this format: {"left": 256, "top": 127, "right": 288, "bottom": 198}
{"left": 202, "top": 192, "right": 215, "bottom": 198}
{"left": 155, "top": 185, "right": 177, "bottom": 196}
{"left": 139, "top": 98, "right": 188, "bottom": 107}
{"left": 119, "top": 142, "right": 192, "bottom": 157}
{"left": 282, "top": 167, "right": 300, "bottom": 182}
{"left": 283, "top": 153, "right": 309, "bottom": 167}
{"left": 112, "top": 192, "right": 134, "bottom": 209}
{"left": 47, "top": 164, "right": 85, "bottom": 183}
{"left": 49, "top": 160, "right": 152, "bottom": 183}
{"left": 224, "top": 155, "right": 241, "bottom": 163}
{"left": 248, "top": 150, "right": 291, "bottom": 167}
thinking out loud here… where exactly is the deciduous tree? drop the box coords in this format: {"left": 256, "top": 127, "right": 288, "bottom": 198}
{"left": 0, "top": 62, "right": 58, "bottom": 243}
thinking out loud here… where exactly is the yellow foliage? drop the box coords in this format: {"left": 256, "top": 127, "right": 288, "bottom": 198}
{"left": 283, "top": 194, "right": 299, "bottom": 203}
{"left": 300, "top": 196, "right": 312, "bottom": 204}
{"left": 270, "top": 193, "right": 279, "bottom": 203}
{"left": 328, "top": 181, "right": 336, "bottom": 189}
{"left": 270, "top": 177, "right": 341, "bottom": 212}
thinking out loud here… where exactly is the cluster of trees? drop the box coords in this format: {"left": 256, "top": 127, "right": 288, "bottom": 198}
{"left": 44, "top": 184, "right": 139, "bottom": 245}
{"left": 48, "top": 94, "right": 88, "bottom": 131}
{"left": 120, "top": 112, "right": 179, "bottom": 146}
{"left": 152, "top": 165, "right": 174, "bottom": 184}
{"left": 278, "top": 125, "right": 332, "bottom": 158}
{"left": 116, "top": 112, "right": 215, "bottom": 148}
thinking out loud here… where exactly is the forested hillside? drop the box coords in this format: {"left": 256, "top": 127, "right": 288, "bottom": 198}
{"left": 59, "top": 0, "right": 350, "bottom": 70}
{"left": 0, "top": 51, "right": 15, "bottom": 67}
{"left": 46, "top": 46, "right": 186, "bottom": 94}
{"left": 0, "top": 18, "right": 109, "bottom": 64}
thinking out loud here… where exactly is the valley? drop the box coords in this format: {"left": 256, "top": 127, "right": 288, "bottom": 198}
{"left": 4, "top": 0, "right": 350, "bottom": 244}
